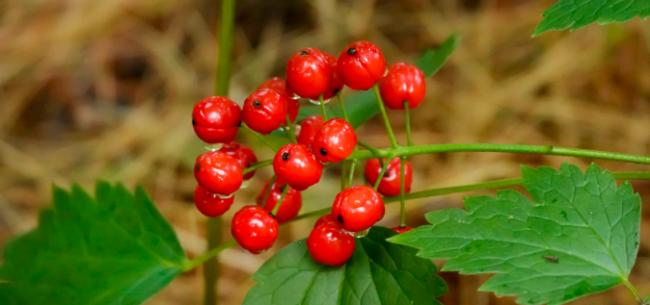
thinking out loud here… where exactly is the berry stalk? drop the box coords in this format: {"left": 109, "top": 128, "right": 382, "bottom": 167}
{"left": 398, "top": 157, "right": 406, "bottom": 227}
{"left": 373, "top": 159, "right": 391, "bottom": 190}
{"left": 404, "top": 101, "right": 413, "bottom": 146}
{"left": 318, "top": 95, "right": 329, "bottom": 120}
{"left": 372, "top": 85, "right": 399, "bottom": 148}
{"left": 271, "top": 185, "right": 290, "bottom": 216}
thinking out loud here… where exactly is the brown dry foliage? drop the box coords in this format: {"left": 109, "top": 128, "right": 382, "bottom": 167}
{"left": 0, "top": 0, "right": 649, "bottom": 304}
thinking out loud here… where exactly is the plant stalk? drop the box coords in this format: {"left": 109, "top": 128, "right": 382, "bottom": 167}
{"left": 204, "top": 0, "right": 235, "bottom": 304}
{"left": 319, "top": 95, "right": 328, "bottom": 120}
{"left": 404, "top": 102, "right": 413, "bottom": 146}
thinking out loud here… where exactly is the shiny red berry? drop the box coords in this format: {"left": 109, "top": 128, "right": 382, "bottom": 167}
{"left": 273, "top": 144, "right": 323, "bottom": 191}
{"left": 256, "top": 179, "right": 302, "bottom": 223}
{"left": 194, "top": 151, "right": 243, "bottom": 196}
{"left": 297, "top": 115, "right": 324, "bottom": 150}
{"left": 337, "top": 41, "right": 386, "bottom": 90}
{"left": 392, "top": 226, "right": 413, "bottom": 234}
{"left": 193, "top": 185, "right": 234, "bottom": 217}
{"left": 364, "top": 158, "right": 413, "bottom": 196}
{"left": 307, "top": 215, "right": 356, "bottom": 266}
{"left": 313, "top": 118, "right": 357, "bottom": 163}
{"left": 243, "top": 88, "right": 288, "bottom": 134}
{"left": 192, "top": 96, "right": 241, "bottom": 143}
{"left": 258, "top": 77, "right": 300, "bottom": 123}
{"left": 218, "top": 142, "right": 258, "bottom": 180}
{"left": 286, "top": 48, "right": 333, "bottom": 99}
{"left": 322, "top": 52, "right": 343, "bottom": 99}
{"left": 231, "top": 205, "right": 279, "bottom": 253}
{"left": 379, "top": 63, "right": 426, "bottom": 109}
{"left": 331, "top": 185, "right": 385, "bottom": 232}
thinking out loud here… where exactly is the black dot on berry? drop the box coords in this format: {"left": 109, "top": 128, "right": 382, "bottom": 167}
{"left": 332, "top": 88, "right": 340, "bottom": 95}
{"left": 194, "top": 164, "right": 200, "bottom": 172}
{"left": 281, "top": 151, "right": 290, "bottom": 161}
{"left": 253, "top": 100, "right": 262, "bottom": 108}
{"left": 299, "top": 50, "right": 309, "bottom": 56}
{"left": 347, "top": 47, "right": 357, "bottom": 55}
{"left": 319, "top": 148, "right": 327, "bottom": 156}
{"left": 192, "top": 119, "right": 196, "bottom": 126}
{"left": 337, "top": 214, "right": 344, "bottom": 224}
{"left": 238, "top": 121, "right": 242, "bottom": 127}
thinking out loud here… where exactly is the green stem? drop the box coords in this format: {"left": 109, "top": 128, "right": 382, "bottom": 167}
{"left": 622, "top": 278, "right": 642, "bottom": 304}
{"left": 290, "top": 170, "right": 650, "bottom": 222}
{"left": 185, "top": 240, "right": 236, "bottom": 271}
{"left": 404, "top": 102, "right": 413, "bottom": 146}
{"left": 285, "top": 115, "right": 297, "bottom": 143}
{"left": 357, "top": 141, "right": 382, "bottom": 158}
{"left": 373, "top": 159, "right": 390, "bottom": 190}
{"left": 347, "top": 159, "right": 357, "bottom": 187}
{"left": 398, "top": 157, "right": 406, "bottom": 227}
{"left": 243, "top": 160, "right": 273, "bottom": 175}
{"left": 349, "top": 143, "right": 650, "bottom": 165}
{"left": 205, "top": 0, "right": 235, "bottom": 304}
{"left": 372, "top": 85, "right": 399, "bottom": 148}
{"left": 271, "top": 185, "right": 289, "bottom": 216}
{"left": 337, "top": 93, "right": 349, "bottom": 121}
{"left": 260, "top": 176, "right": 277, "bottom": 206}
{"left": 319, "top": 95, "right": 328, "bottom": 120}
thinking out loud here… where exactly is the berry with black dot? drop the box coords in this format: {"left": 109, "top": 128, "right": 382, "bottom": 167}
{"left": 192, "top": 96, "right": 241, "bottom": 143}
{"left": 286, "top": 48, "right": 333, "bottom": 100}
{"left": 337, "top": 41, "right": 387, "bottom": 90}
{"left": 331, "top": 185, "right": 385, "bottom": 232}
{"left": 257, "top": 76, "right": 300, "bottom": 123}
{"left": 297, "top": 115, "right": 324, "bottom": 150}
{"left": 242, "top": 88, "right": 288, "bottom": 134}
{"left": 313, "top": 118, "right": 357, "bottom": 163}
{"left": 273, "top": 144, "right": 323, "bottom": 191}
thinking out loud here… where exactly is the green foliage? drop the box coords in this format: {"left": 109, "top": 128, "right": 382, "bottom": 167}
{"left": 390, "top": 163, "right": 641, "bottom": 305}
{"left": 0, "top": 182, "right": 187, "bottom": 305}
{"left": 243, "top": 227, "right": 447, "bottom": 305}
{"left": 534, "top": 0, "right": 650, "bottom": 36}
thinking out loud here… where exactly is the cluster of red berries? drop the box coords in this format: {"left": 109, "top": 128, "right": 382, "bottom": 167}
{"left": 191, "top": 40, "right": 425, "bottom": 265}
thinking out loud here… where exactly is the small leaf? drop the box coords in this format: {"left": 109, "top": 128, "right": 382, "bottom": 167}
{"left": 243, "top": 227, "right": 447, "bottom": 305}
{"left": 534, "top": 0, "right": 650, "bottom": 36}
{"left": 390, "top": 163, "right": 641, "bottom": 305}
{"left": 0, "top": 182, "right": 187, "bottom": 305}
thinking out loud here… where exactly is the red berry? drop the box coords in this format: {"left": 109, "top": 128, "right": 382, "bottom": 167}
{"left": 286, "top": 48, "right": 333, "bottom": 99}
{"left": 364, "top": 158, "right": 413, "bottom": 196}
{"left": 331, "top": 185, "right": 385, "bottom": 232}
{"left": 242, "top": 88, "right": 288, "bottom": 134}
{"left": 337, "top": 41, "right": 386, "bottom": 90}
{"left": 322, "top": 52, "right": 343, "bottom": 99}
{"left": 392, "top": 226, "right": 413, "bottom": 234}
{"left": 379, "top": 63, "right": 426, "bottom": 109}
{"left": 258, "top": 77, "right": 300, "bottom": 123}
{"left": 194, "top": 151, "right": 243, "bottom": 196}
{"left": 313, "top": 118, "right": 357, "bottom": 163}
{"left": 256, "top": 179, "right": 302, "bottom": 223}
{"left": 192, "top": 96, "right": 241, "bottom": 143}
{"left": 307, "top": 215, "right": 356, "bottom": 266}
{"left": 273, "top": 144, "right": 323, "bottom": 191}
{"left": 231, "top": 205, "right": 279, "bottom": 253}
{"left": 193, "top": 185, "right": 234, "bottom": 217}
{"left": 297, "top": 115, "right": 324, "bottom": 150}
{"left": 217, "top": 142, "right": 258, "bottom": 180}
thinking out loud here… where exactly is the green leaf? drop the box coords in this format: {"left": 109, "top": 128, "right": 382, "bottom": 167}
{"left": 390, "top": 163, "right": 641, "bottom": 305}
{"left": 534, "top": 0, "right": 650, "bottom": 36}
{"left": 243, "top": 227, "right": 447, "bottom": 305}
{"left": 0, "top": 182, "right": 187, "bottom": 305}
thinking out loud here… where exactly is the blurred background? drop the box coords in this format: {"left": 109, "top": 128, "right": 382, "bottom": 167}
{"left": 1, "top": 0, "right": 650, "bottom": 304}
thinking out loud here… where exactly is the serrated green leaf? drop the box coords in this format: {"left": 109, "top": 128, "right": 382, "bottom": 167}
{"left": 243, "top": 227, "right": 447, "bottom": 305}
{"left": 389, "top": 163, "right": 641, "bottom": 305}
{"left": 534, "top": 0, "right": 650, "bottom": 36}
{"left": 0, "top": 182, "right": 187, "bottom": 305}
